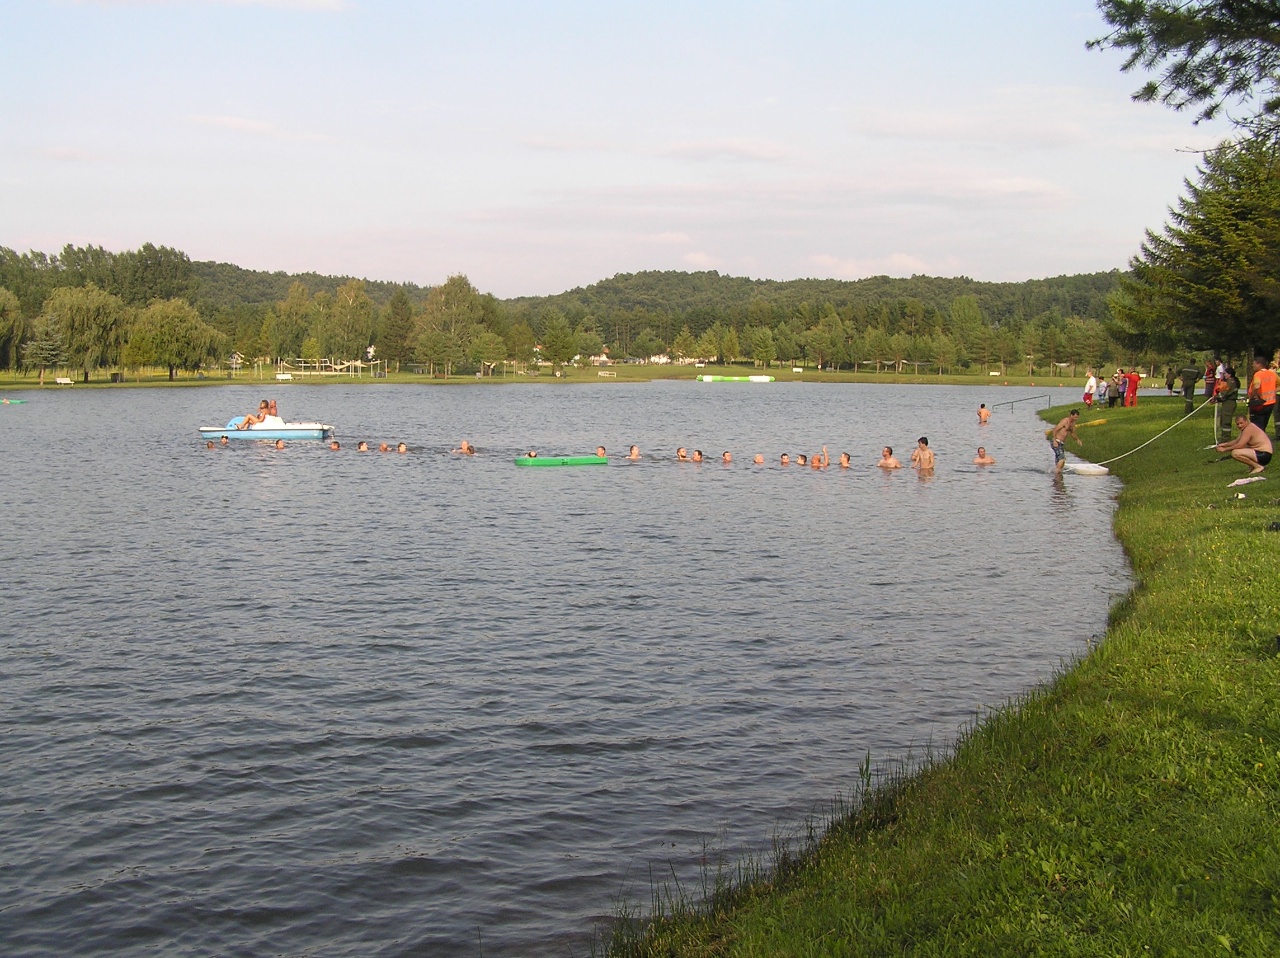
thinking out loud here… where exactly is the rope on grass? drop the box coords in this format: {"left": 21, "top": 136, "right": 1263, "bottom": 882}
{"left": 1094, "top": 397, "right": 1216, "bottom": 467}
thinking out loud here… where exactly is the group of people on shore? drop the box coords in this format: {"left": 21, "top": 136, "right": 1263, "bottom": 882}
{"left": 1082, "top": 368, "right": 1143, "bottom": 409}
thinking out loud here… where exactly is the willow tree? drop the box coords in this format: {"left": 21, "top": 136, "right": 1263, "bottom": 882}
{"left": 42, "top": 285, "right": 129, "bottom": 382}
{"left": 123, "top": 298, "right": 224, "bottom": 381}
{"left": 0, "top": 287, "right": 23, "bottom": 370}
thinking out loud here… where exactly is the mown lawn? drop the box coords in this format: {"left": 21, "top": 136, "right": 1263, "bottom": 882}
{"left": 609, "top": 397, "right": 1280, "bottom": 957}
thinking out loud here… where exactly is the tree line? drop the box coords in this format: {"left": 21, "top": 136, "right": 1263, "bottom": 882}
{"left": 0, "top": 244, "right": 1182, "bottom": 382}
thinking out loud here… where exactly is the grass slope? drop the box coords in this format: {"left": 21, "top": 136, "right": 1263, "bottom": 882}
{"left": 610, "top": 397, "right": 1280, "bottom": 957}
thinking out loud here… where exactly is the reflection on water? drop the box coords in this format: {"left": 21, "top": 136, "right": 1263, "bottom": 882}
{"left": 0, "top": 382, "right": 1128, "bottom": 957}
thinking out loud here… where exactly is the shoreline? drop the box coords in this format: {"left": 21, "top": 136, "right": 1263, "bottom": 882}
{"left": 0, "top": 364, "right": 1154, "bottom": 391}
{"left": 607, "top": 396, "right": 1280, "bottom": 955}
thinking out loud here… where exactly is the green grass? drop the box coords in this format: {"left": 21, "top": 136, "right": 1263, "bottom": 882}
{"left": 606, "top": 397, "right": 1280, "bottom": 957}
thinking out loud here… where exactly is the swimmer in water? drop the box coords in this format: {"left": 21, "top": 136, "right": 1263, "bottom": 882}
{"left": 973, "top": 446, "right": 996, "bottom": 465}
{"left": 329, "top": 440, "right": 341, "bottom": 451}
{"left": 595, "top": 446, "right": 607, "bottom": 458}
{"left": 396, "top": 442, "right": 407, "bottom": 453}
{"left": 721, "top": 451, "right": 732, "bottom": 463}
{"left": 676, "top": 447, "right": 690, "bottom": 461}
{"left": 219, "top": 435, "right": 229, "bottom": 446}
{"left": 796, "top": 454, "right": 808, "bottom": 466}
{"left": 526, "top": 450, "right": 538, "bottom": 458}
{"left": 911, "top": 437, "right": 935, "bottom": 470}
{"left": 838, "top": 452, "right": 851, "bottom": 468}
{"left": 274, "top": 439, "right": 285, "bottom": 450}
{"left": 780, "top": 453, "right": 790, "bottom": 466}
{"left": 878, "top": 447, "right": 902, "bottom": 469}
{"left": 978, "top": 403, "right": 990, "bottom": 424}
{"left": 357, "top": 441, "right": 369, "bottom": 452}
{"left": 753, "top": 454, "right": 765, "bottom": 464}
{"left": 379, "top": 442, "right": 390, "bottom": 452}
{"left": 206, "top": 440, "right": 215, "bottom": 449}
{"left": 691, "top": 449, "right": 704, "bottom": 462}
{"left": 627, "top": 445, "right": 640, "bottom": 460}
{"left": 452, "top": 440, "right": 475, "bottom": 455}
{"left": 810, "top": 446, "right": 828, "bottom": 469}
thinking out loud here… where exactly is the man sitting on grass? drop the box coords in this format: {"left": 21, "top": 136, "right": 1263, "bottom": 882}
{"left": 1216, "top": 415, "right": 1273, "bottom": 475}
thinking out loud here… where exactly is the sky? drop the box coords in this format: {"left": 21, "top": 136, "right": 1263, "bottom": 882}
{"left": 1, "top": 0, "right": 1229, "bottom": 299}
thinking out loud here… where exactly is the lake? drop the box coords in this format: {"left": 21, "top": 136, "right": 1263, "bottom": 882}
{"left": 0, "top": 380, "right": 1129, "bottom": 956}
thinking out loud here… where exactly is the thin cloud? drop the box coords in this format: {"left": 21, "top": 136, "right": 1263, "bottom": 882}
{"left": 811, "top": 252, "right": 929, "bottom": 279}
{"left": 74, "top": 1, "right": 347, "bottom": 9}
{"left": 188, "top": 114, "right": 329, "bottom": 142}
{"left": 682, "top": 251, "right": 721, "bottom": 269}
{"left": 665, "top": 138, "right": 795, "bottom": 163}
{"left": 39, "top": 147, "right": 97, "bottom": 162}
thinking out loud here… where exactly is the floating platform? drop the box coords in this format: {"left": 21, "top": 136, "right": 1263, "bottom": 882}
{"left": 514, "top": 456, "right": 608, "bottom": 467}
{"left": 695, "top": 375, "right": 775, "bottom": 383}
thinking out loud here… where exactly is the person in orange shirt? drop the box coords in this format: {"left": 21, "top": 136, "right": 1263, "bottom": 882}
{"left": 1247, "top": 355, "right": 1278, "bottom": 432}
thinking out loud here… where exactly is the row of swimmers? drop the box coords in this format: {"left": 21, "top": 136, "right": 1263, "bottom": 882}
{"left": 518, "top": 438, "right": 996, "bottom": 468}
{"left": 206, "top": 436, "right": 408, "bottom": 452}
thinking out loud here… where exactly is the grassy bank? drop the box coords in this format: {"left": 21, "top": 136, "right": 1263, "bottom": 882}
{"left": 0, "top": 363, "right": 1104, "bottom": 390}
{"left": 608, "top": 397, "right": 1280, "bottom": 956}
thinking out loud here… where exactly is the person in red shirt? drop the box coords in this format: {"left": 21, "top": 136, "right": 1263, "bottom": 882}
{"left": 1125, "top": 369, "right": 1141, "bottom": 407}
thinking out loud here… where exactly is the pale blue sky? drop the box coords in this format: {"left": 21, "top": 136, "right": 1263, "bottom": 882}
{"left": 2, "top": 0, "right": 1224, "bottom": 298}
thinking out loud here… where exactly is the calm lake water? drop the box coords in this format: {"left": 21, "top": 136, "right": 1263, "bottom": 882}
{"left": 0, "top": 381, "right": 1128, "bottom": 957}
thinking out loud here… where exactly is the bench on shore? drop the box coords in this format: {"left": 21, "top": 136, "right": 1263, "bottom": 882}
{"left": 597, "top": 370, "right": 616, "bottom": 378}
{"left": 275, "top": 373, "right": 293, "bottom": 381}
{"left": 55, "top": 377, "right": 74, "bottom": 385}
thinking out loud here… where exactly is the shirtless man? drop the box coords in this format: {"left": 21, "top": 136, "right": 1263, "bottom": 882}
{"left": 452, "top": 440, "right": 476, "bottom": 455}
{"left": 810, "top": 446, "right": 829, "bottom": 469}
{"left": 973, "top": 446, "right": 996, "bottom": 465}
{"left": 779, "top": 453, "right": 790, "bottom": 466}
{"left": 911, "top": 437, "right": 935, "bottom": 470}
{"left": 838, "top": 452, "right": 851, "bottom": 468}
{"left": 676, "top": 447, "right": 690, "bottom": 461}
{"left": 627, "top": 445, "right": 640, "bottom": 460}
{"left": 691, "top": 449, "right": 704, "bottom": 462}
{"left": 1216, "top": 415, "right": 1273, "bottom": 474}
{"left": 977, "top": 403, "right": 990, "bottom": 424}
{"left": 595, "top": 446, "right": 607, "bottom": 458}
{"left": 721, "top": 451, "right": 732, "bottom": 463}
{"left": 877, "top": 447, "right": 902, "bottom": 469}
{"left": 752, "top": 454, "right": 765, "bottom": 465}
{"left": 1050, "top": 409, "right": 1083, "bottom": 474}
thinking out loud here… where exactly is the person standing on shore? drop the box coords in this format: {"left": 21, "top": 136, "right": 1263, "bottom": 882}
{"left": 1114, "top": 369, "right": 1127, "bottom": 408}
{"left": 1165, "top": 366, "right": 1176, "bottom": 395}
{"left": 1125, "top": 368, "right": 1141, "bottom": 407}
{"left": 1247, "top": 355, "right": 1277, "bottom": 432}
{"left": 1211, "top": 366, "right": 1240, "bottom": 444}
{"left": 1050, "top": 410, "right": 1083, "bottom": 475}
{"left": 1083, "top": 369, "right": 1097, "bottom": 408}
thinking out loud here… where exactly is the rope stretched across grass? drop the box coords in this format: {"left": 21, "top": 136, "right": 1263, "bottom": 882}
{"left": 1066, "top": 397, "right": 1215, "bottom": 476}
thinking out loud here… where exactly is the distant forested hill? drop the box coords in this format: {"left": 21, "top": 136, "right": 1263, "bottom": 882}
{"left": 3, "top": 241, "right": 1147, "bottom": 377}
{"left": 507, "top": 269, "right": 1121, "bottom": 326}
{"left": 189, "top": 261, "right": 426, "bottom": 314}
